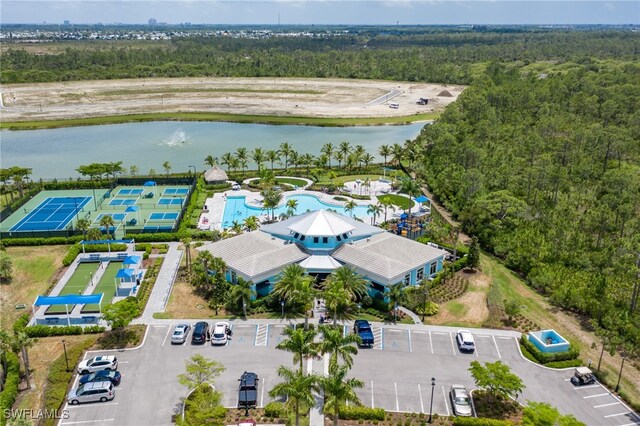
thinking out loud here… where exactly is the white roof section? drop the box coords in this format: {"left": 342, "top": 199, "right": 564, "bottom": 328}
{"left": 198, "top": 231, "right": 308, "bottom": 280}
{"left": 299, "top": 255, "right": 342, "bottom": 271}
{"left": 262, "top": 210, "right": 384, "bottom": 238}
{"left": 332, "top": 232, "right": 447, "bottom": 283}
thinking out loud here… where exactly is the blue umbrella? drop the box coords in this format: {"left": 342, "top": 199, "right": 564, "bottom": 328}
{"left": 415, "top": 195, "right": 429, "bottom": 203}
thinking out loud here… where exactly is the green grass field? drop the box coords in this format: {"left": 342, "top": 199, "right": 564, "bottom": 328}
{"left": 46, "top": 263, "right": 99, "bottom": 314}
{"left": 81, "top": 262, "right": 121, "bottom": 313}
{"left": 377, "top": 194, "right": 415, "bottom": 210}
{"left": 274, "top": 177, "right": 309, "bottom": 187}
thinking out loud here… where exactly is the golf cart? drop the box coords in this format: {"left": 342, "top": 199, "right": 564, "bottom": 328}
{"left": 570, "top": 367, "right": 596, "bottom": 386}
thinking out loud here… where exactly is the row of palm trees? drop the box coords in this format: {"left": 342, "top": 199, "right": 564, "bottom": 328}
{"left": 75, "top": 215, "right": 117, "bottom": 240}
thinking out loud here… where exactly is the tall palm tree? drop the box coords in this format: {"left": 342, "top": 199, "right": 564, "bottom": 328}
{"left": 261, "top": 188, "right": 283, "bottom": 221}
{"left": 286, "top": 199, "right": 299, "bottom": 217}
{"left": 204, "top": 155, "right": 218, "bottom": 167}
{"left": 391, "top": 143, "right": 405, "bottom": 167}
{"left": 269, "top": 366, "right": 320, "bottom": 426}
{"left": 273, "top": 264, "right": 316, "bottom": 329}
{"left": 181, "top": 236, "right": 192, "bottom": 274}
{"left": 279, "top": 142, "right": 293, "bottom": 170}
{"left": 333, "top": 152, "right": 345, "bottom": 169}
{"left": 230, "top": 277, "right": 255, "bottom": 318}
{"left": 353, "top": 145, "right": 366, "bottom": 169}
{"left": 367, "top": 203, "right": 383, "bottom": 225}
{"left": 243, "top": 215, "right": 260, "bottom": 231}
{"left": 326, "top": 266, "right": 369, "bottom": 302}
{"left": 338, "top": 141, "right": 351, "bottom": 160}
{"left": 276, "top": 326, "right": 319, "bottom": 374}
{"left": 229, "top": 157, "right": 240, "bottom": 176}
{"left": 251, "top": 148, "right": 265, "bottom": 171}
{"left": 321, "top": 143, "right": 335, "bottom": 168}
{"left": 99, "top": 215, "right": 115, "bottom": 239}
{"left": 362, "top": 153, "right": 375, "bottom": 170}
{"left": 266, "top": 150, "right": 280, "bottom": 171}
{"left": 344, "top": 200, "right": 357, "bottom": 218}
{"left": 378, "top": 144, "right": 391, "bottom": 167}
{"left": 300, "top": 153, "right": 314, "bottom": 173}
{"left": 322, "top": 364, "right": 363, "bottom": 426}
{"left": 289, "top": 151, "right": 300, "bottom": 172}
{"left": 129, "top": 165, "right": 139, "bottom": 177}
{"left": 316, "top": 154, "right": 329, "bottom": 169}
{"left": 220, "top": 152, "right": 234, "bottom": 173}
{"left": 14, "top": 331, "right": 35, "bottom": 389}
{"left": 317, "top": 325, "right": 361, "bottom": 371}
{"left": 399, "top": 177, "right": 422, "bottom": 217}
{"left": 86, "top": 227, "right": 102, "bottom": 241}
{"left": 162, "top": 161, "right": 172, "bottom": 176}
{"left": 76, "top": 218, "right": 91, "bottom": 237}
{"left": 387, "top": 283, "right": 407, "bottom": 323}
{"left": 379, "top": 198, "right": 394, "bottom": 223}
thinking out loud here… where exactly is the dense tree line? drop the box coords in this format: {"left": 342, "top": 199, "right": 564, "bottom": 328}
{"left": 1, "top": 30, "right": 638, "bottom": 84}
{"left": 413, "top": 63, "right": 640, "bottom": 347}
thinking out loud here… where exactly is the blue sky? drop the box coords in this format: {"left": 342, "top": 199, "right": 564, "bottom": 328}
{"left": 1, "top": 1, "right": 638, "bottom": 25}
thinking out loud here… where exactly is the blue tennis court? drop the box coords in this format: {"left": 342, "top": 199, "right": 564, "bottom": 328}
{"left": 10, "top": 197, "right": 91, "bottom": 232}
{"left": 95, "top": 213, "right": 127, "bottom": 223}
{"left": 162, "top": 188, "right": 189, "bottom": 196}
{"left": 143, "top": 225, "right": 174, "bottom": 232}
{"left": 117, "top": 188, "right": 143, "bottom": 196}
{"left": 149, "top": 212, "right": 179, "bottom": 220}
{"left": 158, "top": 198, "right": 183, "bottom": 205}
{"left": 109, "top": 198, "right": 137, "bottom": 206}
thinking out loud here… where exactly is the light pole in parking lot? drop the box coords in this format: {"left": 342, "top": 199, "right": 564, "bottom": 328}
{"left": 62, "top": 340, "right": 69, "bottom": 372}
{"left": 428, "top": 377, "right": 436, "bottom": 423}
{"left": 280, "top": 299, "right": 285, "bottom": 319}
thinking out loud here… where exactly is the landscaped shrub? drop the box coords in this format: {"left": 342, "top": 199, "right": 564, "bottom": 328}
{"left": 339, "top": 405, "right": 386, "bottom": 421}
{"left": 519, "top": 336, "right": 580, "bottom": 364}
{"left": 126, "top": 232, "right": 181, "bottom": 242}
{"left": 264, "top": 401, "right": 286, "bottom": 417}
{"left": 414, "top": 301, "right": 439, "bottom": 316}
{"left": 483, "top": 282, "right": 505, "bottom": 329}
{"left": 0, "top": 352, "right": 20, "bottom": 426}
{"left": 24, "top": 324, "right": 105, "bottom": 338}
{"left": 1, "top": 236, "right": 81, "bottom": 247}
{"left": 13, "top": 313, "right": 30, "bottom": 334}
{"left": 453, "top": 417, "right": 514, "bottom": 426}
{"left": 63, "top": 245, "right": 81, "bottom": 266}
{"left": 544, "top": 359, "right": 583, "bottom": 369}
{"left": 429, "top": 276, "right": 469, "bottom": 304}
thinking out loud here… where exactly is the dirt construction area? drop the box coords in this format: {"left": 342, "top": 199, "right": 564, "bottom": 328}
{"left": 0, "top": 77, "right": 464, "bottom": 122}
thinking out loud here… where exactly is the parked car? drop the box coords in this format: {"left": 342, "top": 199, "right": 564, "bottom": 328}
{"left": 211, "top": 322, "right": 230, "bottom": 346}
{"left": 79, "top": 369, "right": 121, "bottom": 386}
{"left": 238, "top": 371, "right": 259, "bottom": 409}
{"left": 353, "top": 320, "right": 374, "bottom": 347}
{"left": 456, "top": 330, "right": 475, "bottom": 353}
{"left": 67, "top": 381, "right": 115, "bottom": 405}
{"left": 238, "top": 420, "right": 256, "bottom": 426}
{"left": 171, "top": 324, "right": 191, "bottom": 344}
{"left": 570, "top": 367, "right": 596, "bottom": 386}
{"left": 77, "top": 355, "right": 118, "bottom": 375}
{"left": 192, "top": 321, "right": 209, "bottom": 344}
{"left": 450, "top": 384, "right": 472, "bottom": 417}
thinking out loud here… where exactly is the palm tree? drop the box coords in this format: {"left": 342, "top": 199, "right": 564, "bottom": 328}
{"left": 229, "top": 157, "right": 240, "bottom": 176}
{"left": 338, "top": 141, "right": 351, "bottom": 161}
{"left": 387, "top": 283, "right": 407, "bottom": 323}
{"left": 243, "top": 215, "right": 260, "bottom": 231}
{"left": 367, "top": 203, "right": 383, "bottom": 225}
{"left": 269, "top": 366, "right": 320, "bottom": 426}
{"left": 86, "top": 227, "right": 102, "bottom": 241}
{"left": 162, "top": 161, "right": 172, "bottom": 176}
{"left": 300, "top": 153, "right": 314, "bottom": 173}
{"left": 99, "top": 215, "right": 115, "bottom": 239}
{"left": 286, "top": 199, "right": 299, "bottom": 217}
{"left": 317, "top": 325, "right": 361, "bottom": 371}
{"left": 321, "top": 143, "right": 335, "bottom": 167}
{"left": 76, "top": 218, "right": 91, "bottom": 237}
{"left": 266, "top": 150, "right": 280, "bottom": 171}
{"left": 273, "top": 264, "right": 317, "bottom": 329}
{"left": 204, "top": 155, "right": 218, "bottom": 167}
{"left": 129, "top": 165, "right": 139, "bottom": 177}
{"left": 276, "top": 326, "right": 319, "bottom": 374}
{"left": 220, "top": 152, "right": 234, "bottom": 173}
{"left": 353, "top": 145, "right": 366, "bottom": 169}
{"left": 181, "top": 236, "right": 192, "bottom": 274}
{"left": 344, "top": 200, "right": 357, "bottom": 218}
{"left": 345, "top": 154, "right": 358, "bottom": 172}
{"left": 391, "top": 143, "right": 405, "bottom": 167}
{"left": 231, "top": 220, "right": 243, "bottom": 235}
{"left": 379, "top": 198, "right": 394, "bottom": 223}
{"left": 316, "top": 154, "right": 329, "bottom": 169}
{"left": 378, "top": 145, "right": 391, "bottom": 167}
{"left": 261, "top": 188, "right": 283, "bottom": 221}
{"left": 279, "top": 142, "right": 293, "bottom": 170}
{"left": 333, "top": 152, "right": 345, "bottom": 169}
{"left": 14, "top": 331, "right": 35, "bottom": 389}
{"left": 399, "top": 177, "right": 422, "bottom": 217}
{"left": 251, "top": 148, "right": 265, "bottom": 171}
{"left": 321, "top": 364, "right": 363, "bottom": 426}
{"left": 326, "top": 266, "right": 369, "bottom": 302}
{"left": 289, "top": 150, "right": 299, "bottom": 172}
{"left": 229, "top": 277, "right": 255, "bottom": 318}
{"left": 362, "top": 153, "right": 375, "bottom": 170}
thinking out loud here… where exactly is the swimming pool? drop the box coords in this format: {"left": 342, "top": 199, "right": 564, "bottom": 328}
{"left": 221, "top": 194, "right": 372, "bottom": 228}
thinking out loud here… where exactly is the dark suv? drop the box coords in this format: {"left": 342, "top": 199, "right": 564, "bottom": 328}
{"left": 191, "top": 321, "right": 209, "bottom": 344}
{"left": 238, "top": 371, "right": 259, "bottom": 409}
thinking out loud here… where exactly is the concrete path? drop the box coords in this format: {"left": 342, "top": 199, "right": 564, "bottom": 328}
{"left": 398, "top": 305, "right": 422, "bottom": 324}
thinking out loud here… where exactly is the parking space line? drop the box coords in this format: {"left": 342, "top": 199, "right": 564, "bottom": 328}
{"left": 408, "top": 330, "right": 412, "bottom": 353}
{"left": 594, "top": 402, "right": 621, "bottom": 408}
{"left": 260, "top": 377, "right": 266, "bottom": 407}
{"left": 371, "top": 381, "right": 375, "bottom": 408}
{"left": 573, "top": 385, "right": 601, "bottom": 390}
{"left": 428, "top": 330, "right": 434, "bottom": 354}
{"left": 60, "top": 420, "right": 115, "bottom": 425}
{"left": 497, "top": 336, "right": 512, "bottom": 340}
{"left": 394, "top": 382, "right": 399, "bottom": 412}
{"left": 492, "top": 335, "right": 502, "bottom": 359}
{"left": 605, "top": 412, "right": 632, "bottom": 418}
{"left": 619, "top": 423, "right": 640, "bottom": 426}
{"left": 118, "top": 361, "right": 128, "bottom": 364}
{"left": 584, "top": 393, "right": 610, "bottom": 399}
{"left": 68, "top": 403, "right": 119, "bottom": 409}
{"left": 152, "top": 325, "right": 166, "bottom": 328}
{"left": 441, "top": 386, "right": 450, "bottom": 416}
{"left": 418, "top": 384, "right": 424, "bottom": 413}
{"left": 449, "top": 332, "right": 456, "bottom": 355}
{"left": 161, "top": 325, "right": 172, "bottom": 346}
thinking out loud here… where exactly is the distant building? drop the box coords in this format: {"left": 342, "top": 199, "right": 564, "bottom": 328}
{"left": 63, "top": 20, "right": 70, "bottom": 25}
{"left": 148, "top": 18, "right": 157, "bottom": 26}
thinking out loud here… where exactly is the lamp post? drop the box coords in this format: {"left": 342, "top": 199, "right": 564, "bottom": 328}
{"left": 189, "top": 165, "right": 196, "bottom": 176}
{"left": 280, "top": 299, "right": 285, "bottom": 319}
{"left": 62, "top": 340, "right": 70, "bottom": 372}
{"left": 615, "top": 355, "right": 626, "bottom": 392}
{"left": 428, "top": 377, "right": 436, "bottom": 423}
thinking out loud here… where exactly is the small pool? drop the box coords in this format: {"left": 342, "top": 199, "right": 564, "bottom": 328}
{"left": 528, "top": 329, "right": 570, "bottom": 353}
{"left": 221, "top": 194, "right": 372, "bottom": 228}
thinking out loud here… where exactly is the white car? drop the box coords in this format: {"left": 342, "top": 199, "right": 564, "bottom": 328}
{"left": 456, "top": 330, "right": 475, "bottom": 353}
{"left": 171, "top": 324, "right": 191, "bottom": 344}
{"left": 450, "top": 384, "right": 473, "bottom": 416}
{"left": 211, "top": 322, "right": 230, "bottom": 345}
{"left": 77, "top": 355, "right": 118, "bottom": 375}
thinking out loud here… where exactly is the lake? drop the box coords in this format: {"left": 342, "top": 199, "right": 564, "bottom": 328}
{"left": 0, "top": 121, "right": 425, "bottom": 179}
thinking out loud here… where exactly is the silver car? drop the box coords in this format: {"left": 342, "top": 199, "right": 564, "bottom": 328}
{"left": 211, "top": 322, "right": 230, "bottom": 345}
{"left": 171, "top": 324, "right": 191, "bottom": 344}
{"left": 68, "top": 381, "right": 115, "bottom": 405}
{"left": 450, "top": 384, "right": 472, "bottom": 417}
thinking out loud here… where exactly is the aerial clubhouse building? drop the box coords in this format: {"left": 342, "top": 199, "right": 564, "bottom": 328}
{"left": 197, "top": 210, "right": 447, "bottom": 299}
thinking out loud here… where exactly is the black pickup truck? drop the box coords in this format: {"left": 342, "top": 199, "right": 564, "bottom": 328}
{"left": 353, "top": 320, "right": 374, "bottom": 347}
{"left": 238, "top": 371, "right": 259, "bottom": 409}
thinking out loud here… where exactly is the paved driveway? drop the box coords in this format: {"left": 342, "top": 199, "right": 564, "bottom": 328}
{"left": 58, "top": 322, "right": 640, "bottom": 426}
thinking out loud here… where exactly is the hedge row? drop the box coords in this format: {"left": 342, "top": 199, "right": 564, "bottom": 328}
{"left": 339, "top": 405, "right": 386, "bottom": 421}
{"left": 1, "top": 236, "right": 81, "bottom": 247}
{"left": 126, "top": 232, "right": 181, "bottom": 242}
{"left": 453, "top": 418, "right": 514, "bottom": 426}
{"left": 62, "top": 243, "right": 128, "bottom": 266}
{"left": 0, "top": 352, "right": 20, "bottom": 426}
{"left": 264, "top": 401, "right": 285, "bottom": 417}
{"left": 23, "top": 325, "right": 105, "bottom": 338}
{"left": 136, "top": 257, "right": 163, "bottom": 313}
{"left": 520, "top": 336, "right": 580, "bottom": 364}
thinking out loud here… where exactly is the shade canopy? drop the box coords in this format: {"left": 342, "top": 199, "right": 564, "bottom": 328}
{"left": 116, "top": 268, "right": 136, "bottom": 279}
{"left": 34, "top": 294, "right": 103, "bottom": 306}
{"left": 143, "top": 181, "right": 157, "bottom": 186}
{"left": 415, "top": 196, "right": 429, "bottom": 203}
{"left": 400, "top": 213, "right": 409, "bottom": 220}
{"left": 125, "top": 206, "right": 139, "bottom": 212}
{"left": 123, "top": 255, "right": 141, "bottom": 265}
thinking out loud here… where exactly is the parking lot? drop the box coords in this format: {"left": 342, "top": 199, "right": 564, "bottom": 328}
{"left": 59, "top": 323, "right": 640, "bottom": 426}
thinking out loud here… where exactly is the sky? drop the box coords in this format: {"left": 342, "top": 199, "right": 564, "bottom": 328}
{"left": 1, "top": 0, "right": 638, "bottom": 25}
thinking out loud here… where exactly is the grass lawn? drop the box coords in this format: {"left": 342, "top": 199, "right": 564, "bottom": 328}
{"left": 81, "top": 262, "right": 121, "bottom": 313}
{"left": 377, "top": 194, "right": 415, "bottom": 210}
{"left": 1, "top": 246, "right": 68, "bottom": 329}
{"left": 163, "top": 279, "right": 217, "bottom": 319}
{"left": 46, "top": 262, "right": 100, "bottom": 314}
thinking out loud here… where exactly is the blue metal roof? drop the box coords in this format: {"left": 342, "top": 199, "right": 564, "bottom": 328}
{"left": 415, "top": 195, "right": 429, "bottom": 203}
{"left": 34, "top": 294, "right": 103, "bottom": 306}
{"left": 116, "top": 268, "right": 136, "bottom": 278}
